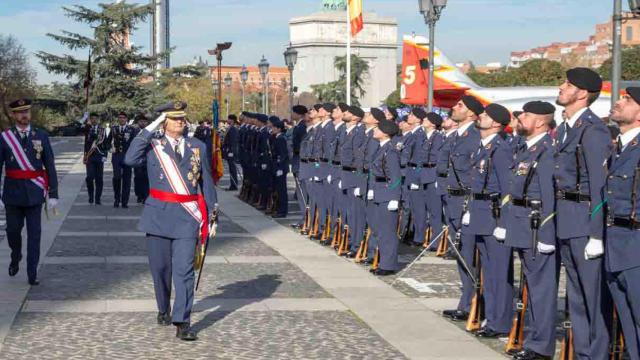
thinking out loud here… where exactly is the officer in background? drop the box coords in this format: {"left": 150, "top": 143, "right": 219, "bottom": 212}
{"left": 405, "top": 108, "right": 429, "bottom": 247}
{"left": 555, "top": 67, "right": 611, "bottom": 358}
{"left": 497, "top": 101, "right": 558, "bottom": 360}
{"left": 269, "top": 117, "right": 289, "bottom": 218}
{"left": 436, "top": 112, "right": 459, "bottom": 258}
{"left": 222, "top": 115, "right": 239, "bottom": 191}
{"left": 291, "top": 105, "right": 309, "bottom": 226}
{"left": 419, "top": 112, "right": 445, "bottom": 250}
{"left": 83, "top": 112, "right": 109, "bottom": 205}
{"left": 1, "top": 99, "right": 59, "bottom": 285}
{"left": 133, "top": 114, "right": 150, "bottom": 203}
{"left": 604, "top": 87, "right": 640, "bottom": 360}
{"left": 109, "top": 112, "right": 136, "bottom": 208}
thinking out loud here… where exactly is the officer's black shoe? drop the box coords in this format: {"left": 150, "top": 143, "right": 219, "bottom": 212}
{"left": 122, "top": 204, "right": 129, "bottom": 209}
{"left": 157, "top": 312, "right": 172, "bottom": 326}
{"left": 442, "top": 309, "right": 468, "bottom": 321}
{"left": 95, "top": 200, "right": 102, "bottom": 205}
{"left": 319, "top": 239, "right": 332, "bottom": 246}
{"left": 137, "top": 197, "right": 144, "bottom": 204}
{"left": 512, "top": 349, "right": 550, "bottom": 360}
{"left": 409, "top": 242, "right": 423, "bottom": 248}
{"left": 225, "top": 187, "right": 237, "bottom": 191}
{"left": 442, "top": 250, "right": 456, "bottom": 260}
{"left": 271, "top": 214, "right": 286, "bottom": 218}
{"left": 363, "top": 258, "right": 374, "bottom": 265}
{"left": 474, "top": 327, "right": 507, "bottom": 338}
{"left": 28, "top": 278, "right": 40, "bottom": 286}
{"left": 290, "top": 223, "right": 302, "bottom": 229}
{"left": 175, "top": 323, "right": 198, "bottom": 341}
{"left": 344, "top": 251, "right": 357, "bottom": 258}
{"left": 371, "top": 268, "right": 396, "bottom": 276}
{"left": 8, "top": 262, "right": 19, "bottom": 277}
{"left": 88, "top": 197, "right": 94, "bottom": 204}
{"left": 114, "top": 202, "right": 120, "bottom": 208}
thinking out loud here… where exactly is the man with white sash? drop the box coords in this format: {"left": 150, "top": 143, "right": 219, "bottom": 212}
{"left": 1, "top": 99, "right": 59, "bottom": 285}
{"left": 125, "top": 101, "right": 218, "bottom": 341}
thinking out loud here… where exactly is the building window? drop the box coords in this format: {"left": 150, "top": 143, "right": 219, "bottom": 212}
{"left": 626, "top": 26, "right": 633, "bottom": 41}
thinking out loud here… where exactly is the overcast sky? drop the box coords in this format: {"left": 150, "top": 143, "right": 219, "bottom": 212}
{"left": 0, "top": 0, "right": 621, "bottom": 84}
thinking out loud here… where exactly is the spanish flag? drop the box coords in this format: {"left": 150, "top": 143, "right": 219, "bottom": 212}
{"left": 349, "top": 0, "right": 363, "bottom": 36}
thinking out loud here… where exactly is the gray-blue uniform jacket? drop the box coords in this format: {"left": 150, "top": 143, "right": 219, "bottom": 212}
{"left": 417, "top": 130, "right": 445, "bottom": 185}
{"left": 369, "top": 141, "right": 402, "bottom": 204}
{"left": 292, "top": 121, "right": 307, "bottom": 175}
{"left": 436, "top": 131, "right": 458, "bottom": 196}
{"left": 444, "top": 124, "right": 481, "bottom": 223}
{"left": 405, "top": 127, "right": 426, "bottom": 186}
{"left": 340, "top": 124, "right": 366, "bottom": 190}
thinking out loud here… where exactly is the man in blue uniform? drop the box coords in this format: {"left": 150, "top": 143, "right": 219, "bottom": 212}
{"left": 255, "top": 114, "right": 272, "bottom": 209}
{"left": 604, "top": 87, "right": 640, "bottom": 360}
{"left": 325, "top": 103, "right": 348, "bottom": 245}
{"left": 83, "top": 112, "right": 109, "bottom": 205}
{"left": 222, "top": 115, "right": 239, "bottom": 191}
{"left": 290, "top": 106, "right": 308, "bottom": 228}
{"left": 436, "top": 113, "right": 459, "bottom": 256}
{"left": 2, "top": 99, "right": 59, "bottom": 285}
{"left": 309, "top": 104, "right": 335, "bottom": 240}
{"left": 125, "top": 101, "right": 218, "bottom": 341}
{"left": 133, "top": 114, "right": 150, "bottom": 203}
{"left": 555, "top": 67, "right": 611, "bottom": 358}
{"left": 497, "top": 101, "right": 558, "bottom": 360}
{"left": 297, "top": 106, "right": 322, "bottom": 233}
{"left": 269, "top": 117, "right": 289, "bottom": 218}
{"left": 109, "top": 112, "right": 136, "bottom": 208}
{"left": 405, "top": 108, "right": 430, "bottom": 247}
{"left": 442, "top": 95, "right": 483, "bottom": 321}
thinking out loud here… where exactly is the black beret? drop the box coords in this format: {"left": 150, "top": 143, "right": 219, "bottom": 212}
{"left": 257, "top": 114, "right": 269, "bottom": 123}
{"left": 118, "top": 111, "right": 128, "bottom": 117}
{"left": 484, "top": 103, "right": 511, "bottom": 126}
{"left": 627, "top": 87, "right": 640, "bottom": 105}
{"left": 425, "top": 112, "right": 443, "bottom": 127}
{"left": 322, "top": 103, "right": 336, "bottom": 113}
{"left": 338, "top": 102, "right": 349, "bottom": 112}
{"left": 89, "top": 111, "right": 100, "bottom": 117}
{"left": 135, "top": 113, "right": 148, "bottom": 121}
{"left": 461, "top": 95, "right": 485, "bottom": 116}
{"left": 155, "top": 101, "right": 188, "bottom": 114}
{"left": 292, "top": 105, "right": 308, "bottom": 115}
{"left": 512, "top": 110, "right": 523, "bottom": 119}
{"left": 9, "top": 98, "right": 32, "bottom": 111}
{"left": 522, "top": 101, "right": 556, "bottom": 115}
{"left": 241, "top": 111, "right": 250, "bottom": 117}
{"left": 386, "top": 106, "right": 398, "bottom": 120}
{"left": 268, "top": 115, "right": 280, "bottom": 124}
{"left": 348, "top": 105, "right": 364, "bottom": 118}
{"left": 313, "top": 104, "right": 323, "bottom": 112}
{"left": 370, "top": 108, "right": 386, "bottom": 123}
{"left": 378, "top": 119, "right": 399, "bottom": 137}
{"left": 228, "top": 114, "right": 237, "bottom": 121}
{"left": 566, "top": 67, "right": 602, "bottom": 92}
{"left": 275, "top": 120, "right": 286, "bottom": 131}
{"left": 411, "top": 107, "right": 428, "bottom": 120}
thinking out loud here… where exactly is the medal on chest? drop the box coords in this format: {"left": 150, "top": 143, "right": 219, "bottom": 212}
{"left": 478, "top": 159, "right": 486, "bottom": 174}
{"left": 32, "top": 140, "right": 43, "bottom": 160}
{"left": 516, "top": 161, "right": 530, "bottom": 176}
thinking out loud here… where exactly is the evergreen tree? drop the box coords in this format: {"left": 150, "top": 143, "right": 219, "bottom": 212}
{"left": 311, "top": 54, "right": 369, "bottom": 106}
{"left": 36, "top": 2, "right": 164, "bottom": 117}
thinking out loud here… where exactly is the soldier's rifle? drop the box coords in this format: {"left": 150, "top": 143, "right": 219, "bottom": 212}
{"left": 465, "top": 247, "right": 484, "bottom": 332}
{"left": 505, "top": 263, "right": 528, "bottom": 354}
{"left": 609, "top": 306, "right": 625, "bottom": 360}
{"left": 391, "top": 226, "right": 448, "bottom": 286}
{"left": 559, "top": 266, "right": 574, "bottom": 360}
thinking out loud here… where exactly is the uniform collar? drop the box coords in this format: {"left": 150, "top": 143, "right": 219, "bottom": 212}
{"left": 345, "top": 123, "right": 356, "bottom": 134}
{"left": 481, "top": 133, "right": 498, "bottom": 147}
{"left": 565, "top": 107, "right": 588, "bottom": 129}
{"left": 334, "top": 121, "right": 343, "bottom": 130}
{"left": 526, "top": 132, "right": 547, "bottom": 149}
{"left": 365, "top": 127, "right": 375, "bottom": 134}
{"left": 457, "top": 121, "right": 474, "bottom": 136}
{"left": 16, "top": 125, "right": 31, "bottom": 133}
{"left": 620, "top": 126, "right": 640, "bottom": 148}
{"left": 379, "top": 138, "right": 390, "bottom": 147}
{"left": 410, "top": 125, "right": 420, "bottom": 134}
{"left": 445, "top": 128, "right": 457, "bottom": 137}
{"left": 426, "top": 129, "right": 435, "bottom": 139}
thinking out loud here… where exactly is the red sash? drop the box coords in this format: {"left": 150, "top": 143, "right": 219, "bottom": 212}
{"left": 5, "top": 169, "right": 49, "bottom": 191}
{"left": 149, "top": 188, "right": 208, "bottom": 247}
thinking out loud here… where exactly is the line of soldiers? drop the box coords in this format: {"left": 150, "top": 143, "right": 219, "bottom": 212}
{"left": 232, "top": 66, "right": 640, "bottom": 360}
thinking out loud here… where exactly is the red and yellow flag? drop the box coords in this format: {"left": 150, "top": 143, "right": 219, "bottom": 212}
{"left": 349, "top": 0, "right": 363, "bottom": 36}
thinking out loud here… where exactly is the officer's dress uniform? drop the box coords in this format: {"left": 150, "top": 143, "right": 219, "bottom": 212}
{"left": 420, "top": 129, "right": 445, "bottom": 249}
{"left": 272, "top": 132, "right": 289, "bottom": 216}
{"left": 397, "top": 129, "right": 418, "bottom": 240}
{"left": 604, "top": 127, "right": 640, "bottom": 360}
{"left": 554, "top": 107, "right": 611, "bottom": 358}
{"left": 310, "top": 119, "right": 332, "bottom": 236}
{"left": 340, "top": 123, "right": 366, "bottom": 253}
{"left": 321, "top": 120, "right": 339, "bottom": 235}
{"left": 328, "top": 122, "right": 347, "bottom": 234}
{"left": 354, "top": 128, "right": 379, "bottom": 259}
{"left": 125, "top": 128, "right": 217, "bottom": 326}
{"left": 405, "top": 126, "right": 428, "bottom": 246}
{"left": 0, "top": 125, "right": 58, "bottom": 284}
{"left": 110, "top": 124, "right": 136, "bottom": 207}
{"left": 436, "top": 129, "right": 458, "bottom": 245}
{"left": 502, "top": 133, "right": 558, "bottom": 357}
{"left": 257, "top": 125, "right": 272, "bottom": 208}
{"left": 222, "top": 125, "right": 239, "bottom": 190}
{"left": 84, "top": 123, "right": 109, "bottom": 204}
{"left": 464, "top": 133, "right": 514, "bottom": 334}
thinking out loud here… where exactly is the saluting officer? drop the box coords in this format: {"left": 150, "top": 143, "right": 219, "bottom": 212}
{"left": 222, "top": 115, "right": 239, "bottom": 191}
{"left": 133, "top": 114, "right": 150, "bottom": 203}
{"left": 497, "top": 101, "right": 559, "bottom": 360}
{"left": 109, "top": 112, "right": 136, "bottom": 208}
{"left": 442, "top": 95, "right": 483, "bottom": 322}
{"left": 269, "top": 117, "right": 289, "bottom": 218}
{"left": 555, "top": 67, "right": 611, "bottom": 358}
{"left": 604, "top": 87, "right": 640, "bottom": 360}
{"left": 83, "top": 111, "right": 110, "bottom": 205}
{"left": 125, "top": 101, "right": 218, "bottom": 341}
{"left": 2, "top": 99, "right": 58, "bottom": 285}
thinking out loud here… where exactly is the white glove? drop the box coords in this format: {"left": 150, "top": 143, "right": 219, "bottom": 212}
{"left": 79, "top": 112, "right": 89, "bottom": 124}
{"left": 313, "top": 176, "right": 320, "bottom": 182}
{"left": 48, "top": 198, "right": 58, "bottom": 209}
{"left": 584, "top": 238, "right": 604, "bottom": 260}
{"left": 327, "top": 175, "right": 332, "bottom": 184}
{"left": 493, "top": 227, "right": 506, "bottom": 241}
{"left": 434, "top": 182, "right": 438, "bottom": 189}
{"left": 338, "top": 180, "right": 342, "bottom": 189}
{"left": 354, "top": 188, "right": 361, "bottom": 197}
{"left": 461, "top": 211, "right": 470, "bottom": 226}
{"left": 410, "top": 183, "right": 420, "bottom": 190}
{"left": 208, "top": 221, "right": 218, "bottom": 238}
{"left": 276, "top": 170, "right": 283, "bottom": 177}
{"left": 367, "top": 189, "right": 374, "bottom": 200}
{"left": 387, "top": 200, "right": 399, "bottom": 211}
{"left": 145, "top": 113, "right": 166, "bottom": 132}
{"left": 261, "top": 164, "right": 267, "bottom": 170}
{"left": 0, "top": 200, "right": 4, "bottom": 210}
{"left": 228, "top": 153, "right": 234, "bottom": 158}
{"left": 537, "top": 242, "right": 556, "bottom": 254}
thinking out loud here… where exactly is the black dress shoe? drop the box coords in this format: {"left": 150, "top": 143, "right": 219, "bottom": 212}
{"left": 409, "top": 242, "right": 423, "bottom": 247}
{"left": 157, "top": 312, "right": 172, "bottom": 326}
{"left": 363, "top": 258, "right": 374, "bottom": 265}
{"left": 175, "top": 323, "right": 198, "bottom": 341}
{"left": 114, "top": 202, "right": 120, "bottom": 208}
{"left": 122, "top": 204, "right": 129, "bottom": 209}
{"left": 88, "top": 197, "right": 94, "bottom": 204}
{"left": 95, "top": 200, "right": 101, "bottom": 205}
{"left": 8, "top": 262, "right": 19, "bottom": 277}
{"left": 442, "top": 309, "right": 468, "bottom": 321}
{"left": 513, "top": 349, "right": 551, "bottom": 360}
{"left": 371, "top": 268, "right": 396, "bottom": 276}
{"left": 271, "top": 214, "right": 286, "bottom": 218}
{"left": 290, "top": 223, "right": 302, "bottom": 229}
{"left": 319, "top": 239, "right": 331, "bottom": 246}
{"left": 28, "top": 279, "right": 40, "bottom": 286}
{"left": 475, "top": 327, "right": 507, "bottom": 338}
{"left": 344, "top": 251, "right": 357, "bottom": 258}
{"left": 442, "top": 251, "right": 456, "bottom": 260}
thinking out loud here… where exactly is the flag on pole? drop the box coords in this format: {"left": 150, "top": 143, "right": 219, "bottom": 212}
{"left": 211, "top": 99, "right": 224, "bottom": 185}
{"left": 349, "top": 0, "right": 363, "bottom": 36}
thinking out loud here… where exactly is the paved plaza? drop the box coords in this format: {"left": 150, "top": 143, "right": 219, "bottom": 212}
{"left": 0, "top": 137, "right": 505, "bottom": 359}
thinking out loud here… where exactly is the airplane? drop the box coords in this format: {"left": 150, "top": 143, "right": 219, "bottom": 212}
{"left": 400, "top": 35, "right": 614, "bottom": 120}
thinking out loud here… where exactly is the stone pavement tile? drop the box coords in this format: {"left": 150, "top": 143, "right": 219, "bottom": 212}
{"left": 59, "top": 218, "right": 139, "bottom": 232}
{"left": 0, "top": 311, "right": 407, "bottom": 360}
{"left": 27, "top": 263, "right": 330, "bottom": 301}
{"left": 207, "top": 235, "right": 277, "bottom": 256}
{"left": 47, "top": 236, "right": 147, "bottom": 257}
{"left": 379, "top": 263, "right": 462, "bottom": 299}
{"left": 67, "top": 204, "right": 142, "bottom": 217}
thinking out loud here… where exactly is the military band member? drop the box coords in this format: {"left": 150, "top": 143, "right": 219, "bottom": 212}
{"left": 442, "top": 95, "right": 483, "bottom": 321}
{"left": 419, "top": 112, "right": 445, "bottom": 250}
{"left": 605, "top": 87, "right": 640, "bottom": 360}
{"left": 109, "top": 112, "right": 136, "bottom": 208}
{"left": 124, "top": 101, "right": 218, "bottom": 341}
{"left": 269, "top": 117, "right": 290, "bottom": 218}
{"left": 83, "top": 112, "right": 109, "bottom": 205}
{"left": 497, "top": 101, "right": 559, "bottom": 360}
{"left": 222, "top": 115, "right": 239, "bottom": 191}
{"left": 555, "top": 67, "right": 611, "bottom": 358}
{"left": 1, "top": 99, "right": 59, "bottom": 285}
{"left": 133, "top": 114, "right": 150, "bottom": 203}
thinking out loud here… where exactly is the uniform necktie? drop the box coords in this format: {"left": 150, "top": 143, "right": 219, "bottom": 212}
{"left": 20, "top": 130, "right": 28, "bottom": 147}
{"left": 616, "top": 135, "right": 623, "bottom": 155}
{"left": 561, "top": 122, "right": 570, "bottom": 144}
{"left": 174, "top": 141, "right": 182, "bottom": 162}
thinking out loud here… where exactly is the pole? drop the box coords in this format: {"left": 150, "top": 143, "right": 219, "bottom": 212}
{"left": 346, "top": 2, "right": 352, "bottom": 106}
{"left": 217, "top": 55, "right": 223, "bottom": 108}
{"left": 289, "top": 69, "right": 294, "bottom": 121}
{"left": 612, "top": 0, "right": 622, "bottom": 110}
{"left": 262, "top": 79, "right": 267, "bottom": 113}
{"left": 427, "top": 17, "right": 435, "bottom": 112}
{"left": 241, "top": 84, "right": 245, "bottom": 112}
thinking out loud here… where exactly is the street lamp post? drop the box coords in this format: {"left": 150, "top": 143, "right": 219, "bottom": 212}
{"left": 284, "top": 44, "right": 298, "bottom": 121}
{"left": 258, "top": 55, "right": 270, "bottom": 114}
{"left": 207, "top": 42, "right": 232, "bottom": 117}
{"left": 611, "top": 0, "right": 622, "bottom": 110}
{"left": 224, "top": 73, "right": 232, "bottom": 119}
{"left": 240, "top": 65, "right": 249, "bottom": 112}
{"left": 418, "top": 0, "right": 447, "bottom": 112}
